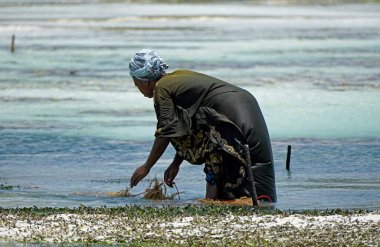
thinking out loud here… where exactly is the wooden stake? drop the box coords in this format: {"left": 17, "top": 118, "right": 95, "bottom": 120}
{"left": 286, "top": 145, "right": 291, "bottom": 170}
{"left": 11, "top": 34, "right": 16, "bottom": 53}
{"left": 244, "top": 144, "right": 258, "bottom": 207}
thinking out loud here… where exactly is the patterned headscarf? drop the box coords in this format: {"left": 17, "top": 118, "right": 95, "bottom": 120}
{"left": 129, "top": 49, "right": 169, "bottom": 82}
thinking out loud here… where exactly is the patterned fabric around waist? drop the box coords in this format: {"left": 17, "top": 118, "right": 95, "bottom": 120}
{"left": 171, "top": 125, "right": 249, "bottom": 199}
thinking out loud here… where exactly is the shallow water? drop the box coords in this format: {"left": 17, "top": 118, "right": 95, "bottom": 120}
{"left": 0, "top": 1, "right": 379, "bottom": 210}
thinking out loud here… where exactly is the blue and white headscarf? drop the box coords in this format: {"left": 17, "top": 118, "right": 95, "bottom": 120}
{"left": 129, "top": 49, "right": 169, "bottom": 82}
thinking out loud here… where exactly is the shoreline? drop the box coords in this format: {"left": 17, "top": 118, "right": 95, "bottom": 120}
{"left": 1, "top": 206, "right": 379, "bottom": 246}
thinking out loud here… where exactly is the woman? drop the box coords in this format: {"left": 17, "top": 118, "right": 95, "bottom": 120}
{"left": 129, "top": 49, "right": 276, "bottom": 201}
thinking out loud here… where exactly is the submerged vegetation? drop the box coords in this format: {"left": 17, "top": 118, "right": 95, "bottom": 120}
{"left": 0, "top": 205, "right": 378, "bottom": 246}
{"left": 0, "top": 183, "right": 19, "bottom": 190}
{"left": 0, "top": 178, "right": 19, "bottom": 190}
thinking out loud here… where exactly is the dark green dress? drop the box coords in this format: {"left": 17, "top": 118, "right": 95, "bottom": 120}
{"left": 154, "top": 70, "right": 276, "bottom": 201}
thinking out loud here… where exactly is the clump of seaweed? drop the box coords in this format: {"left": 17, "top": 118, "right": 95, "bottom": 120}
{"left": 198, "top": 196, "right": 273, "bottom": 208}
{"left": 105, "top": 177, "right": 181, "bottom": 200}
{"left": 143, "top": 177, "right": 181, "bottom": 200}
{"left": 198, "top": 197, "right": 253, "bottom": 206}
{"left": 0, "top": 183, "right": 20, "bottom": 190}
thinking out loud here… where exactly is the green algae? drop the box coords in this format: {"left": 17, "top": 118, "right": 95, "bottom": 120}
{"left": 0, "top": 183, "right": 19, "bottom": 190}
{"left": 0, "top": 206, "right": 378, "bottom": 246}
{"left": 0, "top": 205, "right": 372, "bottom": 218}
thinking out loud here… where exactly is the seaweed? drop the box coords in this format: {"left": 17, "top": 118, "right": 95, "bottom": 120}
{"left": 0, "top": 205, "right": 378, "bottom": 246}
{"left": 0, "top": 183, "right": 20, "bottom": 190}
{"left": 142, "top": 177, "right": 181, "bottom": 200}
{"left": 105, "top": 187, "right": 132, "bottom": 197}
{"left": 87, "top": 177, "right": 183, "bottom": 199}
{"left": 105, "top": 177, "right": 181, "bottom": 200}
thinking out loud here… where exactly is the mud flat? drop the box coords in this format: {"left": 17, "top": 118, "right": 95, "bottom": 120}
{"left": 0, "top": 206, "right": 379, "bottom": 246}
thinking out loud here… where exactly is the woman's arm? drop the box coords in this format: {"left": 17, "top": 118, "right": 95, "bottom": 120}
{"left": 130, "top": 137, "right": 170, "bottom": 187}
{"left": 144, "top": 137, "right": 171, "bottom": 170}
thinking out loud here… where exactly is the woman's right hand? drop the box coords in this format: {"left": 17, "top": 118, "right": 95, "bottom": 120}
{"left": 130, "top": 164, "right": 150, "bottom": 188}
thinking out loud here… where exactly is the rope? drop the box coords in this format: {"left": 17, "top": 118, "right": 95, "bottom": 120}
{"left": 172, "top": 182, "right": 181, "bottom": 200}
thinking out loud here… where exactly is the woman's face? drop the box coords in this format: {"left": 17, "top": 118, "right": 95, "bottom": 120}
{"left": 133, "top": 78, "right": 154, "bottom": 98}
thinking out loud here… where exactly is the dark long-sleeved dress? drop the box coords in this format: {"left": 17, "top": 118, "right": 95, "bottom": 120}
{"left": 153, "top": 70, "right": 276, "bottom": 201}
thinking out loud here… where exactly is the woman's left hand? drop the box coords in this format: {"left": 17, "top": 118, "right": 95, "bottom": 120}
{"left": 164, "top": 163, "right": 180, "bottom": 187}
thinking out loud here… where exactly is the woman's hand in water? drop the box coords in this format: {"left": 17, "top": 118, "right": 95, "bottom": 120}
{"left": 164, "top": 153, "right": 183, "bottom": 187}
{"left": 130, "top": 164, "right": 150, "bottom": 187}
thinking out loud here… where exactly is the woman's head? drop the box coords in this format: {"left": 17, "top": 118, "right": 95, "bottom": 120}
{"left": 129, "top": 49, "right": 168, "bottom": 82}
{"left": 129, "top": 49, "right": 168, "bottom": 98}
